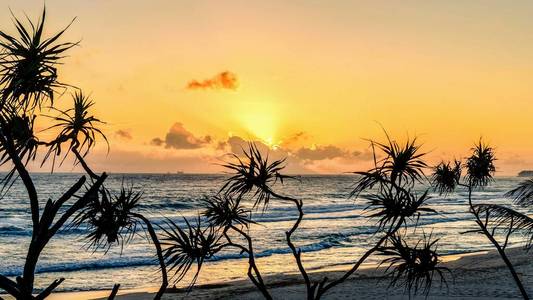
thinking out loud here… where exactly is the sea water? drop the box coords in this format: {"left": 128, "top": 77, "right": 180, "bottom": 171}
{"left": 0, "top": 174, "right": 530, "bottom": 292}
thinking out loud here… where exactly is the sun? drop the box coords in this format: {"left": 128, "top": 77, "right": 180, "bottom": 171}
{"left": 236, "top": 101, "right": 279, "bottom": 148}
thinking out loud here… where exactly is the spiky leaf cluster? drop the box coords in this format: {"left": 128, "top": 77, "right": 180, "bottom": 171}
{"left": 351, "top": 136, "right": 427, "bottom": 198}
{"left": 203, "top": 195, "right": 254, "bottom": 228}
{"left": 352, "top": 133, "right": 434, "bottom": 229}
{"left": 0, "top": 8, "right": 76, "bottom": 112}
{"left": 378, "top": 234, "right": 449, "bottom": 296}
{"left": 220, "top": 142, "right": 293, "bottom": 209}
{"left": 73, "top": 185, "right": 141, "bottom": 250}
{"left": 160, "top": 217, "right": 221, "bottom": 289}
{"left": 431, "top": 160, "right": 461, "bottom": 195}
{"left": 505, "top": 179, "right": 533, "bottom": 207}
{"left": 465, "top": 141, "right": 495, "bottom": 188}
{"left": 364, "top": 190, "right": 435, "bottom": 231}
{"left": 45, "top": 90, "right": 107, "bottom": 161}
{"left": 472, "top": 204, "right": 533, "bottom": 249}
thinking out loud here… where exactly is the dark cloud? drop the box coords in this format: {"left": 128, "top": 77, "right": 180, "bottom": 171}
{"left": 152, "top": 123, "right": 211, "bottom": 149}
{"left": 115, "top": 129, "right": 132, "bottom": 140}
{"left": 150, "top": 137, "right": 164, "bottom": 146}
{"left": 295, "top": 145, "right": 347, "bottom": 160}
{"left": 186, "top": 71, "right": 239, "bottom": 90}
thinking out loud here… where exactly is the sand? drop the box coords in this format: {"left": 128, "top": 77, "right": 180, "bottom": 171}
{"left": 41, "top": 247, "right": 533, "bottom": 299}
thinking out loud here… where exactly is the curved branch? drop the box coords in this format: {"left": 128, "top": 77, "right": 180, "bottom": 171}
{"left": 132, "top": 213, "right": 168, "bottom": 300}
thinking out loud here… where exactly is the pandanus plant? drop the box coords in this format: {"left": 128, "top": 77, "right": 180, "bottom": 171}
{"left": 161, "top": 137, "right": 447, "bottom": 300}
{"left": 377, "top": 233, "right": 449, "bottom": 296}
{"left": 307, "top": 133, "right": 442, "bottom": 299}
{"left": 72, "top": 185, "right": 168, "bottom": 299}
{"left": 0, "top": 8, "right": 112, "bottom": 299}
{"left": 44, "top": 90, "right": 108, "bottom": 179}
{"left": 0, "top": 7, "right": 76, "bottom": 112}
{"left": 432, "top": 141, "right": 530, "bottom": 299}
{"left": 0, "top": 8, "right": 164, "bottom": 299}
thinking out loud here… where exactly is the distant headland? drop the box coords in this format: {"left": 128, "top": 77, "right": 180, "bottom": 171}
{"left": 518, "top": 170, "right": 533, "bottom": 177}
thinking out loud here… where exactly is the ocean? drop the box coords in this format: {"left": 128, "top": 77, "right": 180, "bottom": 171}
{"left": 0, "top": 174, "right": 530, "bottom": 292}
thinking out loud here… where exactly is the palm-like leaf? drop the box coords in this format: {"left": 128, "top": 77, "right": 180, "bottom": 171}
{"left": 220, "top": 142, "right": 294, "bottom": 209}
{"left": 431, "top": 160, "right": 461, "bottom": 195}
{"left": 203, "top": 195, "right": 255, "bottom": 228}
{"left": 45, "top": 90, "right": 107, "bottom": 163}
{"left": 0, "top": 8, "right": 77, "bottom": 112}
{"left": 505, "top": 179, "right": 533, "bottom": 207}
{"left": 465, "top": 141, "right": 495, "bottom": 188}
{"left": 374, "top": 136, "right": 427, "bottom": 186}
{"left": 351, "top": 134, "right": 427, "bottom": 197}
{"left": 377, "top": 234, "right": 449, "bottom": 296}
{"left": 160, "top": 216, "right": 221, "bottom": 289}
{"left": 364, "top": 189, "right": 435, "bottom": 231}
{"left": 472, "top": 204, "right": 533, "bottom": 249}
{"left": 72, "top": 185, "right": 141, "bottom": 251}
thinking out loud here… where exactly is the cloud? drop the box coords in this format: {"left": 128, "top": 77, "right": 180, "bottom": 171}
{"left": 115, "top": 129, "right": 132, "bottom": 140}
{"left": 295, "top": 145, "right": 348, "bottom": 161}
{"left": 186, "top": 71, "right": 239, "bottom": 90}
{"left": 153, "top": 123, "right": 211, "bottom": 149}
{"left": 150, "top": 137, "right": 165, "bottom": 146}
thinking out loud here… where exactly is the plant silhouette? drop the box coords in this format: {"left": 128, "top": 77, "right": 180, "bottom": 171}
{"left": 0, "top": 8, "right": 167, "bottom": 300}
{"left": 432, "top": 141, "right": 530, "bottom": 299}
{"left": 159, "top": 134, "right": 449, "bottom": 299}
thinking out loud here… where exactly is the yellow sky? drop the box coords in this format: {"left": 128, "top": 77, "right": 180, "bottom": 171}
{"left": 1, "top": 1, "right": 533, "bottom": 175}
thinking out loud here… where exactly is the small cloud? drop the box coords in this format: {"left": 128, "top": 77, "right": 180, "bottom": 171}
{"left": 115, "top": 129, "right": 132, "bottom": 140}
{"left": 186, "top": 71, "right": 239, "bottom": 91}
{"left": 150, "top": 137, "right": 164, "bottom": 146}
{"left": 152, "top": 122, "right": 211, "bottom": 149}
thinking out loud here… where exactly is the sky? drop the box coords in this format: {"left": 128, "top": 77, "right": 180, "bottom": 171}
{"left": 1, "top": 1, "right": 533, "bottom": 175}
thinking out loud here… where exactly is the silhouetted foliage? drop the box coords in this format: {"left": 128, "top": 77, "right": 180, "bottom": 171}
{"left": 73, "top": 185, "right": 141, "bottom": 251}
{"left": 45, "top": 90, "right": 108, "bottom": 169}
{"left": 465, "top": 141, "right": 496, "bottom": 188}
{"left": 434, "top": 140, "right": 530, "bottom": 299}
{"left": 220, "top": 142, "right": 294, "bottom": 208}
{"left": 203, "top": 194, "right": 254, "bottom": 228}
{"left": 506, "top": 179, "right": 533, "bottom": 207}
{"left": 0, "top": 8, "right": 77, "bottom": 111}
{"left": 0, "top": 8, "right": 169, "bottom": 299}
{"left": 378, "top": 234, "right": 449, "bottom": 296}
{"left": 160, "top": 216, "right": 221, "bottom": 289}
{"left": 364, "top": 189, "right": 435, "bottom": 231}
{"left": 432, "top": 160, "right": 461, "bottom": 195}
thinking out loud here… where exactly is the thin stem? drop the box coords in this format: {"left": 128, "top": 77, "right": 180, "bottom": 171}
{"left": 230, "top": 225, "right": 272, "bottom": 300}
{"left": 284, "top": 198, "right": 313, "bottom": 299}
{"left": 133, "top": 213, "right": 168, "bottom": 300}
{"left": 467, "top": 185, "right": 529, "bottom": 299}
{"left": 72, "top": 147, "right": 99, "bottom": 180}
{"left": 315, "top": 218, "right": 404, "bottom": 299}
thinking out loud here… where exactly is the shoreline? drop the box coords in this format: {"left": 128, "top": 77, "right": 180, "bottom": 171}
{"left": 42, "top": 247, "right": 530, "bottom": 299}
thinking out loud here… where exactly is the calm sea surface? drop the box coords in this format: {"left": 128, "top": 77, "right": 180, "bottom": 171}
{"left": 0, "top": 174, "right": 531, "bottom": 292}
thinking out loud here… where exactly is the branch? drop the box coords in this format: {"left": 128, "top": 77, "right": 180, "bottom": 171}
{"left": 72, "top": 148, "right": 99, "bottom": 180}
{"left": 0, "top": 133, "right": 39, "bottom": 231}
{"left": 0, "top": 274, "right": 20, "bottom": 298}
{"left": 49, "top": 173, "right": 107, "bottom": 235}
{"left": 35, "top": 278, "right": 64, "bottom": 300}
{"left": 39, "top": 176, "right": 86, "bottom": 230}
{"left": 133, "top": 213, "right": 168, "bottom": 300}
{"left": 284, "top": 198, "right": 313, "bottom": 298}
{"left": 107, "top": 284, "right": 120, "bottom": 300}
{"left": 230, "top": 225, "right": 272, "bottom": 300}
{"left": 315, "top": 219, "right": 404, "bottom": 299}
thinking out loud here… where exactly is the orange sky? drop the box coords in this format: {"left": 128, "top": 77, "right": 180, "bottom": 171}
{"left": 1, "top": 1, "right": 533, "bottom": 175}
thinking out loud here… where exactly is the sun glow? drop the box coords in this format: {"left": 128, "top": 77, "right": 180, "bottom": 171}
{"left": 236, "top": 102, "right": 279, "bottom": 148}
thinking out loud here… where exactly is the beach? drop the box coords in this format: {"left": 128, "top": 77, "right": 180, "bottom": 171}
{"left": 41, "top": 247, "right": 531, "bottom": 299}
